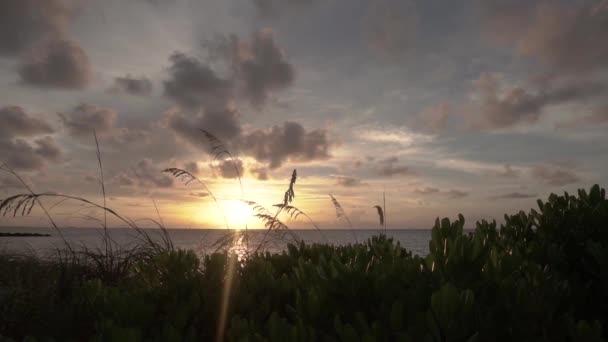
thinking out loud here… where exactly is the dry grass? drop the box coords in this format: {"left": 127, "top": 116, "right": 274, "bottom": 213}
{"left": 162, "top": 167, "right": 230, "bottom": 231}
{"left": 1, "top": 127, "right": 386, "bottom": 262}
{"left": 373, "top": 205, "right": 384, "bottom": 226}
{"left": 329, "top": 194, "right": 357, "bottom": 242}
{"left": 201, "top": 129, "right": 244, "bottom": 199}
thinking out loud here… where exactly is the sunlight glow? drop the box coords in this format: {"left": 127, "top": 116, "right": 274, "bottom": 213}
{"left": 221, "top": 199, "right": 254, "bottom": 229}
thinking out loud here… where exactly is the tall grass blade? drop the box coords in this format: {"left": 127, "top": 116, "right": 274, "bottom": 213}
{"left": 200, "top": 129, "right": 244, "bottom": 199}
{"left": 0, "top": 163, "right": 72, "bottom": 252}
{"left": 162, "top": 168, "right": 230, "bottom": 231}
{"left": 329, "top": 194, "right": 357, "bottom": 242}
{"left": 373, "top": 205, "right": 384, "bottom": 226}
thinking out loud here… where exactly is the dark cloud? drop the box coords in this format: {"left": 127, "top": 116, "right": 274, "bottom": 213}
{"left": 166, "top": 33, "right": 302, "bottom": 166}
{"left": 483, "top": 1, "right": 608, "bottom": 74}
{"left": 190, "top": 191, "right": 210, "bottom": 198}
{"left": 167, "top": 107, "right": 242, "bottom": 146}
{"left": 211, "top": 159, "right": 244, "bottom": 179}
{"left": 252, "top": 0, "right": 320, "bottom": 17}
{"left": 202, "top": 29, "right": 294, "bottom": 108}
{"left": 0, "top": 176, "right": 24, "bottom": 190}
{"left": 413, "top": 103, "right": 449, "bottom": 133}
{"left": 34, "top": 136, "right": 62, "bottom": 162}
{"left": 334, "top": 175, "right": 367, "bottom": 187}
{"left": 83, "top": 175, "right": 97, "bottom": 183}
{"left": 241, "top": 121, "right": 331, "bottom": 169}
{"left": 0, "top": 137, "right": 62, "bottom": 171}
{"left": 414, "top": 187, "right": 440, "bottom": 195}
{"left": 0, "top": 0, "right": 77, "bottom": 56}
{"left": 59, "top": 104, "right": 117, "bottom": 137}
{"left": 375, "top": 157, "right": 414, "bottom": 177}
{"left": 0, "top": 139, "right": 49, "bottom": 171}
{"left": 164, "top": 52, "right": 233, "bottom": 110}
{"left": 19, "top": 38, "right": 92, "bottom": 89}
{"left": 0, "top": 106, "right": 60, "bottom": 171}
{"left": 556, "top": 105, "right": 608, "bottom": 128}
{"left": 363, "top": 0, "right": 418, "bottom": 59}
{"left": 133, "top": 159, "right": 174, "bottom": 188}
{"left": 0, "top": 106, "right": 54, "bottom": 137}
{"left": 112, "top": 173, "right": 135, "bottom": 187}
{"left": 446, "top": 190, "right": 469, "bottom": 199}
{"left": 232, "top": 29, "right": 295, "bottom": 108}
{"left": 532, "top": 163, "right": 580, "bottom": 186}
{"left": 471, "top": 73, "right": 606, "bottom": 129}
{"left": 184, "top": 161, "right": 199, "bottom": 174}
{"left": 414, "top": 187, "right": 468, "bottom": 199}
{"left": 110, "top": 75, "right": 153, "bottom": 96}
{"left": 250, "top": 166, "right": 269, "bottom": 181}
{"left": 493, "top": 164, "right": 521, "bottom": 179}
{"left": 0, "top": 1, "right": 92, "bottom": 91}
{"left": 164, "top": 52, "right": 244, "bottom": 144}
{"left": 493, "top": 192, "right": 538, "bottom": 200}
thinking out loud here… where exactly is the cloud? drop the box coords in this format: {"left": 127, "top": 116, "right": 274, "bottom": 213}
{"left": 375, "top": 157, "right": 414, "bottom": 177}
{"left": 164, "top": 52, "right": 233, "bottom": 110}
{"left": 358, "top": 128, "right": 416, "bottom": 145}
{"left": 252, "top": 0, "right": 320, "bottom": 17}
{"left": 470, "top": 72, "right": 606, "bottom": 129}
{"left": 167, "top": 111, "right": 331, "bottom": 171}
{"left": 414, "top": 187, "right": 440, "bottom": 195}
{"left": 493, "top": 164, "right": 521, "bottom": 179}
{"left": 0, "top": 138, "right": 60, "bottom": 171}
{"left": 163, "top": 52, "right": 244, "bottom": 143}
{"left": 334, "top": 175, "right": 367, "bottom": 187}
{"left": 363, "top": 0, "right": 418, "bottom": 59}
{"left": 33, "top": 136, "right": 62, "bottom": 162}
{"left": 446, "top": 190, "right": 469, "bottom": 199}
{"left": 59, "top": 104, "right": 117, "bottom": 137}
{"left": 190, "top": 191, "right": 210, "bottom": 198}
{"left": 110, "top": 75, "right": 153, "bottom": 96}
{"left": 211, "top": 159, "right": 244, "bottom": 179}
{"left": 184, "top": 161, "right": 199, "bottom": 174}
{"left": 165, "top": 32, "right": 305, "bottom": 168}
{"left": 556, "top": 105, "right": 608, "bottom": 128}
{"left": 18, "top": 38, "right": 92, "bottom": 89}
{"left": 166, "top": 107, "right": 242, "bottom": 144}
{"left": 0, "top": 106, "right": 54, "bottom": 137}
{"left": 0, "top": 106, "right": 61, "bottom": 171}
{"left": 232, "top": 29, "right": 295, "bottom": 108}
{"left": 0, "top": 137, "right": 62, "bottom": 171}
{"left": 493, "top": 192, "right": 538, "bottom": 200}
{"left": 414, "top": 187, "right": 468, "bottom": 199}
{"left": 0, "top": 0, "right": 77, "bottom": 56}
{"left": 483, "top": 1, "right": 608, "bottom": 74}
{"left": 111, "top": 173, "right": 135, "bottom": 187}
{"left": 0, "top": 175, "right": 25, "bottom": 190}
{"left": 531, "top": 163, "right": 580, "bottom": 186}
{"left": 413, "top": 103, "right": 449, "bottom": 133}
{"left": 249, "top": 166, "right": 269, "bottom": 180}
{"left": 241, "top": 121, "right": 331, "bottom": 169}
{"left": 133, "top": 158, "right": 174, "bottom": 188}
{"left": 173, "top": 28, "right": 294, "bottom": 110}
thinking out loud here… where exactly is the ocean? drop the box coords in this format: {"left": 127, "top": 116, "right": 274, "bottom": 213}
{"left": 0, "top": 227, "right": 432, "bottom": 257}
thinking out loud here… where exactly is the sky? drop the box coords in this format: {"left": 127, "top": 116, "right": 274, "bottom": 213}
{"left": 1, "top": 0, "right": 607, "bottom": 230}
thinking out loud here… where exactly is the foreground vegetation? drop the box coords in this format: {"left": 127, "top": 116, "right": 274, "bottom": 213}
{"left": 1, "top": 185, "right": 607, "bottom": 341}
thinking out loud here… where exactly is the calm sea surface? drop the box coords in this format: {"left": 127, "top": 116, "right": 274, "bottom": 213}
{"left": 0, "top": 227, "right": 432, "bottom": 257}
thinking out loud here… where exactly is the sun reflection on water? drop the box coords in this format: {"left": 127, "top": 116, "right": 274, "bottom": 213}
{"left": 216, "top": 229, "right": 248, "bottom": 341}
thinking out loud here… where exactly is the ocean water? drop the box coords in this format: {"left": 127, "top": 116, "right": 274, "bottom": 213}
{"left": 0, "top": 227, "right": 432, "bottom": 257}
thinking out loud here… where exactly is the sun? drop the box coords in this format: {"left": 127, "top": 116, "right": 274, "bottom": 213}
{"left": 221, "top": 199, "right": 254, "bottom": 229}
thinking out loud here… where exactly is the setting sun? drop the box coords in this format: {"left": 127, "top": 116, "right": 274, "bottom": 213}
{"left": 221, "top": 200, "right": 254, "bottom": 229}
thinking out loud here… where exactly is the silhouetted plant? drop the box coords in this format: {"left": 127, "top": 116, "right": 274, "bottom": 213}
{"left": 329, "top": 193, "right": 357, "bottom": 242}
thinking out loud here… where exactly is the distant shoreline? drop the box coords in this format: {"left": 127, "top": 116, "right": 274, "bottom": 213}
{"left": 0, "top": 232, "right": 51, "bottom": 237}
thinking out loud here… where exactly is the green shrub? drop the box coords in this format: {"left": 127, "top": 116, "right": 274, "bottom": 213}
{"left": 0, "top": 185, "right": 606, "bottom": 341}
